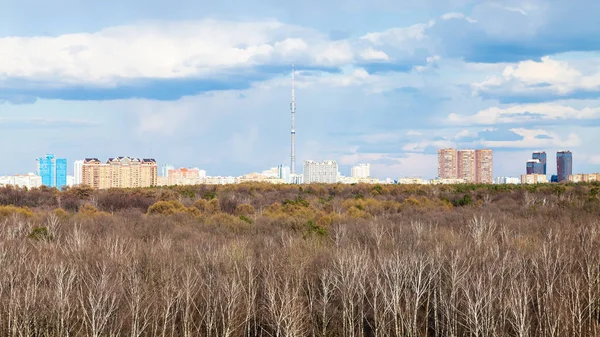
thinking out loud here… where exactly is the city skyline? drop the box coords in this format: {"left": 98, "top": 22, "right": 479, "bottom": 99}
{"left": 2, "top": 1, "right": 600, "bottom": 179}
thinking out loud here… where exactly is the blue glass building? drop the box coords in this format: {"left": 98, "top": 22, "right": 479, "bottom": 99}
{"left": 526, "top": 160, "right": 545, "bottom": 175}
{"left": 532, "top": 151, "right": 547, "bottom": 174}
{"left": 36, "top": 154, "right": 67, "bottom": 189}
{"left": 556, "top": 151, "right": 573, "bottom": 182}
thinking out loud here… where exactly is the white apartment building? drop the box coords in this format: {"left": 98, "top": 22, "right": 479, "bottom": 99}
{"left": 303, "top": 160, "right": 338, "bottom": 184}
{"left": 66, "top": 175, "right": 75, "bottom": 187}
{"left": 74, "top": 160, "right": 84, "bottom": 185}
{"left": 351, "top": 163, "right": 371, "bottom": 178}
{"left": 0, "top": 173, "right": 42, "bottom": 189}
{"left": 495, "top": 177, "right": 521, "bottom": 184}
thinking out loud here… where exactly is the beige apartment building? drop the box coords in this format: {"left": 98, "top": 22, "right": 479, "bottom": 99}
{"left": 438, "top": 148, "right": 493, "bottom": 183}
{"left": 168, "top": 168, "right": 201, "bottom": 186}
{"left": 81, "top": 157, "right": 157, "bottom": 189}
{"left": 567, "top": 173, "right": 600, "bottom": 183}
{"left": 521, "top": 174, "right": 548, "bottom": 184}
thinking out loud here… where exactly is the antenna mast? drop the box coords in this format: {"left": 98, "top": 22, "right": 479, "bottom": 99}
{"left": 290, "top": 64, "right": 296, "bottom": 175}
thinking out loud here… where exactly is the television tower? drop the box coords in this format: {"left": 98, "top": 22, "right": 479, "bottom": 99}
{"left": 290, "top": 64, "right": 296, "bottom": 174}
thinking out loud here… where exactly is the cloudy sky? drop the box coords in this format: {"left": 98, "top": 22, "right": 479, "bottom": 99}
{"left": 1, "top": 0, "right": 600, "bottom": 179}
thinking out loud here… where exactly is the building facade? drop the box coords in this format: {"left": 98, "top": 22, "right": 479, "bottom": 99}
{"left": 532, "top": 151, "right": 547, "bottom": 174}
{"left": 521, "top": 174, "right": 548, "bottom": 184}
{"left": 526, "top": 159, "right": 544, "bottom": 175}
{"left": 303, "top": 160, "right": 338, "bottom": 184}
{"left": 0, "top": 173, "right": 42, "bottom": 189}
{"left": 557, "top": 151, "right": 573, "bottom": 182}
{"left": 36, "top": 154, "right": 67, "bottom": 189}
{"left": 438, "top": 148, "right": 492, "bottom": 183}
{"left": 168, "top": 168, "right": 201, "bottom": 186}
{"left": 567, "top": 173, "right": 600, "bottom": 183}
{"left": 438, "top": 148, "right": 458, "bottom": 179}
{"left": 74, "top": 160, "right": 84, "bottom": 185}
{"left": 475, "top": 149, "right": 493, "bottom": 184}
{"left": 81, "top": 156, "right": 158, "bottom": 189}
{"left": 457, "top": 149, "right": 476, "bottom": 183}
{"left": 351, "top": 163, "right": 371, "bottom": 179}
{"left": 495, "top": 177, "right": 520, "bottom": 184}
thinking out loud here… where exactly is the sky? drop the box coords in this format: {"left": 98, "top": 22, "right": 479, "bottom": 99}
{"left": 1, "top": 0, "right": 600, "bottom": 179}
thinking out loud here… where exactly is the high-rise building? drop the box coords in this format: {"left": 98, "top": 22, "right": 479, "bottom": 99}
{"left": 303, "top": 160, "right": 338, "bottom": 184}
{"left": 351, "top": 163, "right": 371, "bottom": 178}
{"left": 438, "top": 148, "right": 492, "bottom": 183}
{"left": 74, "top": 160, "right": 84, "bottom": 185}
{"left": 36, "top": 154, "right": 67, "bottom": 189}
{"left": 457, "top": 149, "right": 476, "bottom": 183}
{"left": 532, "top": 151, "right": 547, "bottom": 174}
{"left": 82, "top": 156, "right": 158, "bottom": 189}
{"left": 475, "top": 149, "right": 493, "bottom": 184}
{"left": 556, "top": 151, "right": 573, "bottom": 182}
{"left": 526, "top": 159, "right": 544, "bottom": 175}
{"left": 168, "top": 168, "right": 200, "bottom": 186}
{"left": 438, "top": 148, "right": 457, "bottom": 179}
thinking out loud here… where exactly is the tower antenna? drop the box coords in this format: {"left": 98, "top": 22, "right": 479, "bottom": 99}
{"left": 290, "top": 64, "right": 296, "bottom": 175}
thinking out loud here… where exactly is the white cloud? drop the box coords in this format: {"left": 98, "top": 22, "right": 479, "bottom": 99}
{"left": 360, "top": 21, "right": 434, "bottom": 46}
{"left": 504, "top": 7, "right": 528, "bottom": 15}
{"left": 402, "top": 139, "right": 456, "bottom": 152}
{"left": 440, "top": 12, "right": 477, "bottom": 23}
{"left": 0, "top": 20, "right": 361, "bottom": 85}
{"left": 448, "top": 102, "right": 600, "bottom": 125}
{"left": 473, "top": 56, "right": 600, "bottom": 96}
{"left": 360, "top": 48, "right": 390, "bottom": 61}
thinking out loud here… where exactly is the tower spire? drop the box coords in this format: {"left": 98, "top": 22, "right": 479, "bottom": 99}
{"left": 290, "top": 64, "right": 296, "bottom": 175}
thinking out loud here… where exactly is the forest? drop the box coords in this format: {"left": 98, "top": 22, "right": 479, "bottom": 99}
{"left": 0, "top": 182, "right": 599, "bottom": 336}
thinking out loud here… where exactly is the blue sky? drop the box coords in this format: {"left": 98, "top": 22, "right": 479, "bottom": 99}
{"left": 1, "top": 0, "right": 600, "bottom": 179}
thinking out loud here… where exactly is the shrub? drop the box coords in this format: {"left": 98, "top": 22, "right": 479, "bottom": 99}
{"left": 0, "top": 205, "right": 34, "bottom": 218}
{"left": 147, "top": 200, "right": 187, "bottom": 215}
{"left": 316, "top": 215, "right": 333, "bottom": 228}
{"left": 205, "top": 213, "right": 252, "bottom": 232}
{"left": 234, "top": 204, "right": 256, "bottom": 216}
{"left": 304, "top": 220, "right": 328, "bottom": 238}
{"left": 52, "top": 208, "right": 70, "bottom": 220}
{"left": 28, "top": 226, "right": 53, "bottom": 241}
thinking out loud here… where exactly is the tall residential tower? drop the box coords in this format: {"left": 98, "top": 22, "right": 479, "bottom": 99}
{"left": 36, "top": 154, "right": 67, "bottom": 189}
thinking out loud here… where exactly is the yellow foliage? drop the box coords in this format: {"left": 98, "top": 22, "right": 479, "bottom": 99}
{"left": 52, "top": 208, "right": 70, "bottom": 219}
{"left": 0, "top": 205, "right": 34, "bottom": 218}
{"left": 348, "top": 206, "right": 371, "bottom": 219}
{"left": 208, "top": 199, "right": 221, "bottom": 214}
{"left": 205, "top": 213, "right": 253, "bottom": 232}
{"left": 193, "top": 198, "right": 209, "bottom": 212}
{"left": 147, "top": 200, "right": 187, "bottom": 215}
{"left": 234, "top": 204, "right": 256, "bottom": 216}
{"left": 78, "top": 204, "right": 111, "bottom": 218}
{"left": 316, "top": 215, "right": 333, "bottom": 228}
